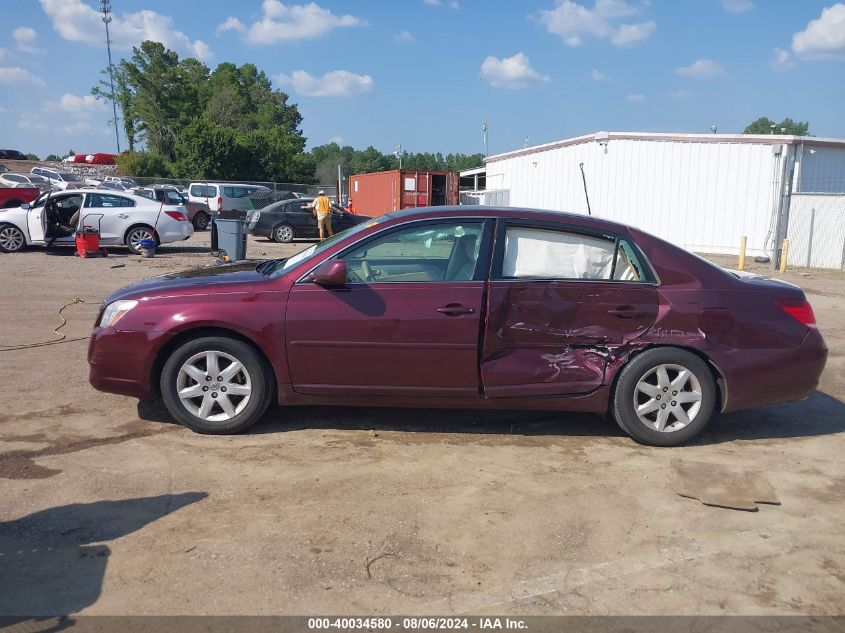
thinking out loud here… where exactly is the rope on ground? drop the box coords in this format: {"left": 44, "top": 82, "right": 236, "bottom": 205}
{"left": 0, "top": 297, "right": 90, "bottom": 352}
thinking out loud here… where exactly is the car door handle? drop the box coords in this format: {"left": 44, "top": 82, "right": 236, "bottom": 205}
{"left": 117, "top": 213, "right": 129, "bottom": 219}
{"left": 608, "top": 305, "right": 645, "bottom": 318}
{"left": 436, "top": 304, "right": 475, "bottom": 316}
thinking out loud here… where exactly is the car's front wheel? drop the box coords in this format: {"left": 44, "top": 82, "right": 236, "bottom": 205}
{"left": 192, "top": 211, "right": 210, "bottom": 231}
{"left": 272, "top": 223, "right": 294, "bottom": 243}
{"left": 160, "top": 336, "right": 274, "bottom": 434}
{"left": 0, "top": 224, "right": 26, "bottom": 253}
{"left": 612, "top": 347, "right": 716, "bottom": 446}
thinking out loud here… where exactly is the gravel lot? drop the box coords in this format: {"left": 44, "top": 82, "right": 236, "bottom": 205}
{"left": 0, "top": 232, "right": 843, "bottom": 617}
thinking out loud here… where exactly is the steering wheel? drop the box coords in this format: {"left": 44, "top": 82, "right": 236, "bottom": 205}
{"left": 361, "top": 260, "right": 374, "bottom": 282}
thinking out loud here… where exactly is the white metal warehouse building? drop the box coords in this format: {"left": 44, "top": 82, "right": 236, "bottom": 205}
{"left": 470, "top": 132, "right": 845, "bottom": 269}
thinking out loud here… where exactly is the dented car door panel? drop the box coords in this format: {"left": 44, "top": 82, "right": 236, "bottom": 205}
{"left": 481, "top": 281, "right": 658, "bottom": 397}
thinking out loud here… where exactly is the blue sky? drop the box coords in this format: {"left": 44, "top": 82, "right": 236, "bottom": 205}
{"left": 1, "top": 0, "right": 844, "bottom": 158}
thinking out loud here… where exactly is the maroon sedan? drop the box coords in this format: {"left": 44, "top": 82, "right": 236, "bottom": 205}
{"left": 88, "top": 207, "right": 827, "bottom": 445}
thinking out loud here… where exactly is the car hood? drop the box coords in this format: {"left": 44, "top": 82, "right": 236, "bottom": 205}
{"left": 105, "top": 260, "right": 271, "bottom": 303}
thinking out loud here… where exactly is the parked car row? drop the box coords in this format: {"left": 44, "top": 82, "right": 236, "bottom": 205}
{"left": 0, "top": 189, "right": 193, "bottom": 254}
{"left": 132, "top": 186, "right": 211, "bottom": 230}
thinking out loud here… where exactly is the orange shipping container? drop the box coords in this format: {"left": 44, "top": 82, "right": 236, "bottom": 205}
{"left": 348, "top": 170, "right": 459, "bottom": 217}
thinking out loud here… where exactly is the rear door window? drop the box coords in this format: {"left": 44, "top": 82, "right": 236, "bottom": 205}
{"left": 501, "top": 227, "right": 616, "bottom": 280}
{"left": 190, "top": 185, "right": 217, "bottom": 198}
{"left": 87, "top": 194, "right": 136, "bottom": 208}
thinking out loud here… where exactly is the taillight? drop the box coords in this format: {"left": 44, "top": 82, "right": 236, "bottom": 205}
{"left": 216, "top": 196, "right": 223, "bottom": 212}
{"left": 164, "top": 210, "right": 187, "bottom": 221}
{"left": 777, "top": 299, "right": 816, "bottom": 327}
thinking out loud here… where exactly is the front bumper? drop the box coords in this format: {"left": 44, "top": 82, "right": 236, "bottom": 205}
{"left": 88, "top": 327, "right": 176, "bottom": 399}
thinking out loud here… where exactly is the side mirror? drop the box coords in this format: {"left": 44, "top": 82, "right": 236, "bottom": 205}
{"left": 311, "top": 260, "right": 347, "bottom": 286}
{"left": 21, "top": 203, "right": 30, "bottom": 210}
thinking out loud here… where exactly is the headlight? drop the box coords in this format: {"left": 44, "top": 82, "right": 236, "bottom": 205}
{"left": 99, "top": 300, "right": 138, "bottom": 328}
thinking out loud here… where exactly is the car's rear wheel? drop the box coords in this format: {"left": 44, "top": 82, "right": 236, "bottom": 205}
{"left": 192, "top": 211, "right": 210, "bottom": 231}
{"left": 273, "top": 223, "right": 294, "bottom": 243}
{"left": 0, "top": 224, "right": 26, "bottom": 253}
{"left": 612, "top": 347, "right": 716, "bottom": 446}
{"left": 125, "top": 225, "right": 156, "bottom": 254}
{"left": 160, "top": 336, "right": 273, "bottom": 434}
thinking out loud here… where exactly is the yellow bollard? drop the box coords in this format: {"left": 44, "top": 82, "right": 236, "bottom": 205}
{"left": 779, "top": 239, "right": 789, "bottom": 273}
{"left": 738, "top": 235, "right": 747, "bottom": 270}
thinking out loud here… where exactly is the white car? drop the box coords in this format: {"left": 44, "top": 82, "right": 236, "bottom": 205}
{"left": 29, "top": 167, "right": 85, "bottom": 190}
{"left": 0, "top": 172, "right": 53, "bottom": 193}
{"left": 0, "top": 189, "right": 193, "bottom": 254}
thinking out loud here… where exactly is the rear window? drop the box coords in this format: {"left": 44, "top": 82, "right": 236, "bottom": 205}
{"left": 190, "top": 184, "right": 217, "bottom": 198}
{"left": 222, "top": 186, "right": 256, "bottom": 198}
{"left": 87, "top": 193, "right": 136, "bottom": 208}
{"left": 60, "top": 173, "right": 82, "bottom": 182}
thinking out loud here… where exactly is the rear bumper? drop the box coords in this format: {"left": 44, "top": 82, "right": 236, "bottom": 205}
{"left": 717, "top": 328, "right": 828, "bottom": 413}
{"left": 157, "top": 223, "right": 193, "bottom": 244}
{"left": 88, "top": 328, "right": 176, "bottom": 399}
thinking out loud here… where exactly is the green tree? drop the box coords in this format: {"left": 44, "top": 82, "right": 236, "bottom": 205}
{"left": 744, "top": 116, "right": 810, "bottom": 136}
{"left": 45, "top": 154, "right": 61, "bottom": 162}
{"left": 116, "top": 151, "right": 172, "bottom": 178}
{"left": 25, "top": 153, "right": 40, "bottom": 161}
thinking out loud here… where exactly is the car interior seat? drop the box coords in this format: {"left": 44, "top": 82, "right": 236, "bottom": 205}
{"left": 444, "top": 234, "right": 478, "bottom": 281}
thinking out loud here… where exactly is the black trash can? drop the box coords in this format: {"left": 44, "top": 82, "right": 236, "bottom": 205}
{"left": 209, "top": 210, "right": 220, "bottom": 251}
{"left": 215, "top": 217, "right": 248, "bottom": 261}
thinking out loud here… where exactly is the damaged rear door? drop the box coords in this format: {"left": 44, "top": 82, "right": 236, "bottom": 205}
{"left": 481, "top": 221, "right": 658, "bottom": 397}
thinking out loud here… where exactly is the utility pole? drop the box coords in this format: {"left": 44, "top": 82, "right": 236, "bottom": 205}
{"left": 101, "top": 0, "right": 120, "bottom": 153}
{"left": 337, "top": 163, "right": 342, "bottom": 204}
{"left": 394, "top": 143, "right": 403, "bottom": 169}
{"left": 482, "top": 115, "right": 488, "bottom": 157}
{"left": 523, "top": 136, "right": 530, "bottom": 148}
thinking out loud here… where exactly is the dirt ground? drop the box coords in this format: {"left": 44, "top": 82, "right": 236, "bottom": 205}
{"left": 0, "top": 233, "right": 843, "bottom": 617}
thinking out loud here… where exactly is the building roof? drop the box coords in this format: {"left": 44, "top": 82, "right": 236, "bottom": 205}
{"left": 484, "top": 131, "right": 845, "bottom": 163}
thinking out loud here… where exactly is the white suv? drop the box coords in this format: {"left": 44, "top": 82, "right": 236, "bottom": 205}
{"left": 188, "top": 182, "right": 268, "bottom": 213}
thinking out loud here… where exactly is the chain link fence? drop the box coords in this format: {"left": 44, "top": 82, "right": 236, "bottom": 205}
{"left": 786, "top": 193, "right": 845, "bottom": 270}
{"left": 129, "top": 177, "right": 336, "bottom": 199}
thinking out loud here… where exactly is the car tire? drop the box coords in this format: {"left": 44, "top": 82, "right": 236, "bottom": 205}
{"left": 192, "top": 212, "right": 210, "bottom": 231}
{"left": 125, "top": 225, "right": 156, "bottom": 254}
{"left": 272, "top": 223, "right": 295, "bottom": 243}
{"left": 0, "top": 223, "right": 26, "bottom": 253}
{"left": 612, "top": 347, "right": 716, "bottom": 446}
{"left": 160, "top": 336, "right": 274, "bottom": 434}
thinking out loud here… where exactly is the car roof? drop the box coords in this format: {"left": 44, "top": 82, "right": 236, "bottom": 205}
{"left": 376, "top": 205, "right": 633, "bottom": 234}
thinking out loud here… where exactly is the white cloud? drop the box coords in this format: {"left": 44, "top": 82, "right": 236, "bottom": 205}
{"left": 274, "top": 69, "right": 373, "bottom": 96}
{"left": 668, "top": 89, "right": 690, "bottom": 98}
{"left": 792, "top": 3, "right": 845, "bottom": 59}
{"left": 217, "top": 16, "right": 247, "bottom": 34}
{"left": 328, "top": 135, "right": 344, "bottom": 144}
{"left": 423, "top": 0, "right": 460, "bottom": 8}
{"left": 720, "top": 0, "right": 753, "bottom": 13}
{"left": 58, "top": 120, "right": 109, "bottom": 135}
{"left": 0, "top": 67, "right": 45, "bottom": 87}
{"left": 247, "top": 1, "right": 364, "bottom": 44}
{"left": 537, "top": 0, "right": 655, "bottom": 47}
{"left": 481, "top": 52, "right": 550, "bottom": 89}
{"left": 591, "top": 69, "right": 609, "bottom": 80}
{"left": 676, "top": 58, "right": 724, "bottom": 78}
{"left": 13, "top": 27, "right": 43, "bottom": 54}
{"left": 38, "top": 0, "right": 213, "bottom": 61}
{"left": 610, "top": 20, "right": 655, "bottom": 46}
{"left": 772, "top": 47, "right": 796, "bottom": 71}
{"left": 395, "top": 30, "right": 415, "bottom": 43}
{"left": 626, "top": 93, "right": 646, "bottom": 103}
{"left": 45, "top": 93, "right": 107, "bottom": 117}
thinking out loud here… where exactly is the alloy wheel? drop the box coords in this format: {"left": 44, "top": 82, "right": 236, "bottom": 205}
{"left": 275, "top": 225, "right": 293, "bottom": 242}
{"left": 176, "top": 350, "right": 252, "bottom": 423}
{"left": 128, "top": 228, "right": 153, "bottom": 252}
{"left": 632, "top": 363, "right": 703, "bottom": 432}
{"left": 0, "top": 226, "right": 25, "bottom": 252}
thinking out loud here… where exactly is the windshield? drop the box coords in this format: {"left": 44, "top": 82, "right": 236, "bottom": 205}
{"left": 261, "top": 218, "right": 383, "bottom": 277}
{"left": 60, "top": 172, "right": 82, "bottom": 182}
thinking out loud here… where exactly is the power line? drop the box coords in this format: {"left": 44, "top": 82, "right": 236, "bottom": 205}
{"left": 101, "top": 0, "right": 121, "bottom": 153}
